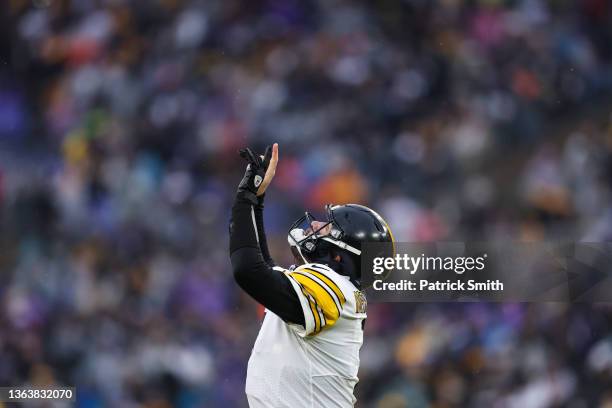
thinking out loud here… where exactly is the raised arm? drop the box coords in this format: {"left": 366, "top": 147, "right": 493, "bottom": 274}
{"left": 229, "top": 144, "right": 304, "bottom": 325}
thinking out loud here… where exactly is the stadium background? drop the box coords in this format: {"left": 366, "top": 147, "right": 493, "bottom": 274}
{"left": 1, "top": 0, "right": 612, "bottom": 406}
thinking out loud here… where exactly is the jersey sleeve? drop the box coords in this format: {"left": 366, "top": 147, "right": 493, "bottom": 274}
{"left": 284, "top": 264, "right": 347, "bottom": 337}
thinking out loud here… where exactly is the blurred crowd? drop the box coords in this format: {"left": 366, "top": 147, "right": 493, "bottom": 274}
{"left": 1, "top": 0, "right": 612, "bottom": 406}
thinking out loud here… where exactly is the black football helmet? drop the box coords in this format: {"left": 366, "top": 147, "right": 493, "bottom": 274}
{"left": 288, "top": 204, "right": 395, "bottom": 284}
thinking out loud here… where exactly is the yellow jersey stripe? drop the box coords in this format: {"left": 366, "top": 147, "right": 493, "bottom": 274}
{"left": 291, "top": 273, "right": 340, "bottom": 322}
{"left": 301, "top": 287, "right": 321, "bottom": 334}
{"left": 288, "top": 274, "right": 319, "bottom": 333}
{"left": 292, "top": 272, "right": 339, "bottom": 316}
{"left": 294, "top": 270, "right": 342, "bottom": 313}
{"left": 301, "top": 268, "right": 346, "bottom": 305}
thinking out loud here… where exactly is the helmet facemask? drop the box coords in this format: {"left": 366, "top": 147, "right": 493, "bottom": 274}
{"left": 288, "top": 205, "right": 361, "bottom": 265}
{"left": 288, "top": 211, "right": 333, "bottom": 264}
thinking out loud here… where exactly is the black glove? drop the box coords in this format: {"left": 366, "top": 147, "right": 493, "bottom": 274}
{"left": 237, "top": 145, "right": 272, "bottom": 205}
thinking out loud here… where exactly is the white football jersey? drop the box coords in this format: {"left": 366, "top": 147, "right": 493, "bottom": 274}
{"left": 245, "top": 263, "right": 368, "bottom": 408}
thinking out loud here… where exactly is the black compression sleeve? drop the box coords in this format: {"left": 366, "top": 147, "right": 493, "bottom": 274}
{"left": 229, "top": 194, "right": 304, "bottom": 326}
{"left": 231, "top": 248, "right": 304, "bottom": 325}
{"left": 254, "top": 196, "right": 275, "bottom": 267}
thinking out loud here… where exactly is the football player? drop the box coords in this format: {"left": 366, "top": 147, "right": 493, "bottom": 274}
{"left": 229, "top": 143, "right": 394, "bottom": 407}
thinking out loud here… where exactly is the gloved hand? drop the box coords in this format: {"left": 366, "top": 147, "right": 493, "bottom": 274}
{"left": 236, "top": 144, "right": 278, "bottom": 204}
